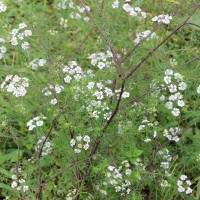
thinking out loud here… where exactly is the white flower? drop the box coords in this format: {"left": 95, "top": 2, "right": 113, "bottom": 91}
{"left": 112, "top": 0, "right": 119, "bottom": 9}
{"left": 161, "top": 180, "right": 169, "bottom": 187}
{"left": 94, "top": 91, "right": 104, "bottom": 100}
{"left": 172, "top": 108, "right": 180, "bottom": 116}
{"left": 177, "top": 100, "right": 185, "bottom": 107}
{"left": 178, "top": 82, "right": 187, "bottom": 90}
{"left": 180, "top": 175, "right": 187, "bottom": 180}
{"left": 165, "top": 69, "right": 173, "bottom": 75}
{"left": 23, "top": 185, "right": 29, "bottom": 192}
{"left": 0, "top": 1, "right": 7, "bottom": 13}
{"left": 178, "top": 186, "right": 185, "bottom": 192}
{"left": 50, "top": 98, "right": 58, "bottom": 105}
{"left": 12, "top": 175, "right": 17, "bottom": 180}
{"left": 83, "top": 135, "right": 90, "bottom": 143}
{"left": 144, "top": 138, "right": 151, "bottom": 142}
{"left": 76, "top": 136, "right": 82, "bottom": 141}
{"left": 70, "top": 139, "right": 76, "bottom": 147}
{"left": 36, "top": 120, "right": 43, "bottom": 126}
{"left": 160, "top": 95, "right": 165, "bottom": 101}
{"left": 108, "top": 166, "right": 115, "bottom": 171}
{"left": 97, "top": 62, "right": 106, "bottom": 69}
{"left": 77, "top": 143, "right": 82, "bottom": 148}
{"left": 64, "top": 75, "right": 72, "bottom": 83}
{"left": 177, "top": 180, "right": 183, "bottom": 186}
{"left": 11, "top": 181, "right": 17, "bottom": 188}
{"left": 164, "top": 76, "right": 171, "bottom": 84}
{"left": 122, "top": 91, "right": 130, "bottom": 98}
{"left": 21, "top": 41, "right": 30, "bottom": 50}
{"left": 168, "top": 84, "right": 177, "bottom": 93}
{"left": 83, "top": 143, "right": 89, "bottom": 150}
{"left": 166, "top": 101, "right": 173, "bottom": 109}
{"left": 185, "top": 187, "right": 192, "bottom": 194}
{"left": 74, "top": 149, "right": 81, "bottom": 154}
{"left": 19, "top": 179, "right": 25, "bottom": 184}
{"left": 19, "top": 23, "right": 27, "bottom": 29}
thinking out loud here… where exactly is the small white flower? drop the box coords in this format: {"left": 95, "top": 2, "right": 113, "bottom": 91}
{"left": 19, "top": 179, "right": 25, "bottom": 184}
{"left": 36, "top": 120, "right": 43, "bottom": 126}
{"left": 83, "top": 143, "right": 89, "bottom": 150}
{"left": 50, "top": 98, "right": 58, "bottom": 105}
{"left": 164, "top": 76, "right": 171, "bottom": 84}
{"left": 70, "top": 139, "right": 76, "bottom": 147}
{"left": 76, "top": 136, "right": 82, "bottom": 141}
{"left": 177, "top": 100, "right": 185, "bottom": 107}
{"left": 185, "top": 187, "right": 192, "bottom": 194}
{"left": 172, "top": 108, "right": 180, "bottom": 116}
{"left": 21, "top": 41, "right": 30, "bottom": 50}
{"left": 122, "top": 91, "right": 130, "bottom": 98}
{"left": 83, "top": 135, "right": 90, "bottom": 143}
{"left": 178, "top": 82, "right": 187, "bottom": 90}
{"left": 11, "top": 181, "right": 18, "bottom": 188}
{"left": 64, "top": 75, "right": 72, "bottom": 83}
{"left": 23, "top": 185, "right": 29, "bottom": 192}
{"left": 74, "top": 148, "right": 81, "bottom": 154}
{"left": 180, "top": 175, "right": 187, "bottom": 180}
{"left": 108, "top": 166, "right": 115, "bottom": 171}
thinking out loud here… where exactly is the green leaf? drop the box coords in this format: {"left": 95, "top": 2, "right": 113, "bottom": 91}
{"left": 0, "top": 183, "right": 11, "bottom": 191}
{"left": 0, "top": 168, "right": 12, "bottom": 178}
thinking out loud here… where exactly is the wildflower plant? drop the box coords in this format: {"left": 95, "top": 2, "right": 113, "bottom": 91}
{"left": 0, "top": 0, "right": 200, "bottom": 200}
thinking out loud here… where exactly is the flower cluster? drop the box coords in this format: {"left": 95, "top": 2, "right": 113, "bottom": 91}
{"left": 27, "top": 116, "right": 46, "bottom": 131}
{"left": 138, "top": 117, "right": 158, "bottom": 142}
{"left": 66, "top": 189, "right": 77, "bottom": 200}
{"left": 163, "top": 127, "right": 181, "bottom": 142}
{"left": 158, "top": 149, "right": 172, "bottom": 170}
{"left": 161, "top": 180, "right": 169, "bottom": 187}
{"left": 10, "top": 23, "right": 32, "bottom": 50}
{"left": 177, "top": 175, "right": 192, "bottom": 194}
{"left": 70, "top": 135, "right": 90, "bottom": 154}
{"left": 96, "top": 185, "right": 107, "bottom": 196}
{"left": 106, "top": 160, "right": 132, "bottom": 196}
{"left": 11, "top": 168, "right": 29, "bottom": 193}
{"left": 170, "top": 58, "right": 178, "bottom": 67}
{"left": 29, "top": 58, "right": 47, "bottom": 70}
{"left": 133, "top": 30, "right": 156, "bottom": 44}
{"left": 0, "top": 1, "right": 7, "bottom": 13}
{"left": 86, "top": 100, "right": 111, "bottom": 120}
{"left": 152, "top": 14, "right": 172, "bottom": 24}
{"left": 123, "top": 4, "right": 147, "bottom": 18}
{"left": 36, "top": 136, "right": 52, "bottom": 156}
{"left": 88, "top": 50, "right": 115, "bottom": 70}
{"left": 60, "top": 17, "right": 68, "bottom": 28}
{"left": 84, "top": 80, "right": 114, "bottom": 120}
{"left": 0, "top": 38, "right": 6, "bottom": 59}
{"left": 87, "top": 81, "right": 114, "bottom": 99}
{"left": 160, "top": 69, "right": 187, "bottom": 116}
{"left": 1, "top": 75, "right": 29, "bottom": 97}
{"left": 63, "top": 61, "right": 84, "bottom": 83}
{"left": 57, "top": 1, "right": 90, "bottom": 22}
{"left": 42, "top": 84, "right": 64, "bottom": 105}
